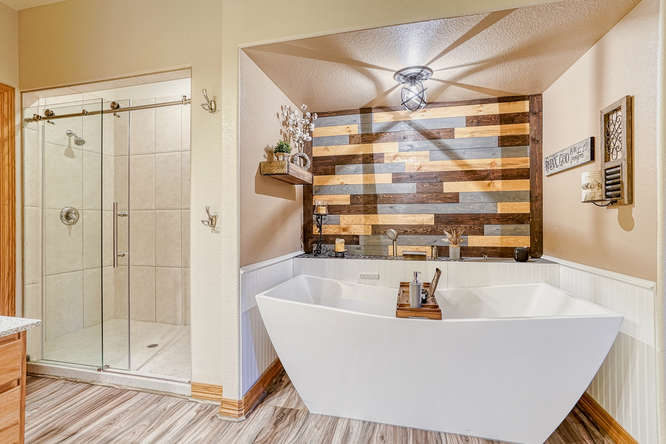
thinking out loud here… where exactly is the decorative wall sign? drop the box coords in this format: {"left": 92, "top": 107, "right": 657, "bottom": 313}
{"left": 544, "top": 137, "right": 594, "bottom": 176}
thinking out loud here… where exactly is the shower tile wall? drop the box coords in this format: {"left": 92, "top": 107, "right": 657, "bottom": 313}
{"left": 115, "top": 98, "right": 191, "bottom": 326}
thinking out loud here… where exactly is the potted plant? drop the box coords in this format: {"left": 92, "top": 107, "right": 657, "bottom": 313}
{"left": 273, "top": 140, "right": 291, "bottom": 161}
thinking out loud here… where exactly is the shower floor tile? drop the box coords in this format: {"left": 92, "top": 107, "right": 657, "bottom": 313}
{"left": 42, "top": 318, "right": 190, "bottom": 381}
{"left": 135, "top": 328, "right": 191, "bottom": 380}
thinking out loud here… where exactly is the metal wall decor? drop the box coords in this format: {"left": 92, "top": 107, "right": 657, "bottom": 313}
{"left": 599, "top": 96, "right": 633, "bottom": 206}
{"left": 544, "top": 137, "right": 594, "bottom": 176}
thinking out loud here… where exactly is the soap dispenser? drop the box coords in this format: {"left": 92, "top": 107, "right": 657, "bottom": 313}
{"left": 409, "top": 271, "right": 422, "bottom": 308}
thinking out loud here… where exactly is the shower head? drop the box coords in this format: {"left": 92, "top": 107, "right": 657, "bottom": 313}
{"left": 65, "top": 129, "right": 85, "bottom": 146}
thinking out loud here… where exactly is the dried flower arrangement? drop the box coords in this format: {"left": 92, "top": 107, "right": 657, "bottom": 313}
{"left": 277, "top": 104, "right": 318, "bottom": 168}
{"left": 443, "top": 226, "right": 465, "bottom": 247}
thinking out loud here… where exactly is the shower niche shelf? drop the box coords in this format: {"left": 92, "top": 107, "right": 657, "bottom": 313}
{"left": 259, "top": 160, "right": 312, "bottom": 185}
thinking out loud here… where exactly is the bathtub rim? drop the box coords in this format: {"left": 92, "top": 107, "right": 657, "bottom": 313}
{"left": 255, "top": 274, "right": 623, "bottom": 323}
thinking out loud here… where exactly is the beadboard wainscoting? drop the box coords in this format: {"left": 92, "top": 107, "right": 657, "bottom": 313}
{"left": 545, "top": 257, "right": 658, "bottom": 443}
{"left": 303, "top": 96, "right": 544, "bottom": 259}
{"left": 293, "top": 257, "right": 559, "bottom": 289}
{"left": 239, "top": 252, "right": 303, "bottom": 400}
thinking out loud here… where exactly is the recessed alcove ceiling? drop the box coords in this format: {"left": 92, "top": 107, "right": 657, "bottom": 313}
{"left": 244, "top": 0, "right": 640, "bottom": 113}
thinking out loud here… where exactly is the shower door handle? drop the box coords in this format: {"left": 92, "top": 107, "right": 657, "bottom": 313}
{"left": 113, "top": 202, "right": 128, "bottom": 268}
{"left": 113, "top": 202, "right": 119, "bottom": 268}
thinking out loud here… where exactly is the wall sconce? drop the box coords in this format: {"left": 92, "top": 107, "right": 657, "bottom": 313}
{"left": 581, "top": 171, "right": 613, "bottom": 206}
{"left": 201, "top": 89, "right": 217, "bottom": 113}
{"left": 313, "top": 200, "right": 328, "bottom": 256}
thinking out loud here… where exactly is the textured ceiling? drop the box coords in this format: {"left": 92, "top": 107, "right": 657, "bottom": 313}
{"left": 0, "top": 0, "right": 62, "bottom": 10}
{"left": 245, "top": 0, "right": 640, "bottom": 112}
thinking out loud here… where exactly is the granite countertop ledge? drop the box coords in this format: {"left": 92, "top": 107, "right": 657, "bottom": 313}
{"left": 0, "top": 316, "right": 41, "bottom": 338}
{"left": 296, "top": 253, "right": 554, "bottom": 264}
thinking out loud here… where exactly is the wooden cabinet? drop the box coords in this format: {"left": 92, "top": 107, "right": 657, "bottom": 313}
{"left": 0, "top": 332, "right": 26, "bottom": 444}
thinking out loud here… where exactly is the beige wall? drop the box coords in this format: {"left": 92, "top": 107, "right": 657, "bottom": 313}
{"left": 239, "top": 52, "right": 302, "bottom": 267}
{"left": 543, "top": 0, "right": 658, "bottom": 281}
{"left": 0, "top": 2, "right": 18, "bottom": 88}
{"left": 18, "top": 0, "right": 557, "bottom": 399}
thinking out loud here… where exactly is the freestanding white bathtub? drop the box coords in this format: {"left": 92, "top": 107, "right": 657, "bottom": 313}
{"left": 256, "top": 274, "right": 622, "bottom": 443}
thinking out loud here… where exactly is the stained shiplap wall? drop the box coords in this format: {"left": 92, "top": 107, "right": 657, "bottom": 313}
{"left": 304, "top": 96, "right": 542, "bottom": 257}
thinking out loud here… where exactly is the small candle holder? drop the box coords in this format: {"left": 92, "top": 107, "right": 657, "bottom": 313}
{"left": 313, "top": 200, "right": 328, "bottom": 256}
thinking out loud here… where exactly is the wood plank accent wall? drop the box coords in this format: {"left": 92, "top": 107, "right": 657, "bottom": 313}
{"left": 304, "top": 96, "right": 543, "bottom": 258}
{"left": 0, "top": 84, "right": 15, "bottom": 316}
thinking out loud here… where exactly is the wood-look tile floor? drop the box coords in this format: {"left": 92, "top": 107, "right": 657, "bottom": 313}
{"left": 25, "top": 372, "right": 614, "bottom": 443}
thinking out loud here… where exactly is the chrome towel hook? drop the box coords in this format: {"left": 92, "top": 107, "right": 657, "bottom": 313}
{"left": 201, "top": 89, "right": 217, "bottom": 113}
{"left": 201, "top": 206, "right": 218, "bottom": 232}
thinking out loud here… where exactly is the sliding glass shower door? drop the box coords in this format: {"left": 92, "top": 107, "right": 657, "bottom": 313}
{"left": 103, "top": 100, "right": 130, "bottom": 371}
{"left": 23, "top": 99, "right": 131, "bottom": 369}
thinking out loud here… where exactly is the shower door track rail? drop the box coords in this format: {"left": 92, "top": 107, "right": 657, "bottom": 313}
{"left": 24, "top": 96, "right": 191, "bottom": 123}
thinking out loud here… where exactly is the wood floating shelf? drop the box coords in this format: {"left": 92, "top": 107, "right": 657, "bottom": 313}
{"left": 259, "top": 160, "right": 312, "bottom": 185}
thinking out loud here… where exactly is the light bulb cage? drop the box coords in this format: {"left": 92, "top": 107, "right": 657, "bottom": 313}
{"left": 394, "top": 66, "right": 433, "bottom": 111}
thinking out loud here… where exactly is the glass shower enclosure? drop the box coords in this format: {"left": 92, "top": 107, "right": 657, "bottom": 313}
{"left": 22, "top": 92, "right": 191, "bottom": 380}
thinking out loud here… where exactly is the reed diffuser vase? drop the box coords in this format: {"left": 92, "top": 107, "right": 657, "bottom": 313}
{"left": 443, "top": 226, "right": 465, "bottom": 262}
{"left": 449, "top": 245, "right": 461, "bottom": 261}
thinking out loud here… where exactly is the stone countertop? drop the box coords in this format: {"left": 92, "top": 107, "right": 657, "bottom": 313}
{"left": 296, "top": 253, "right": 554, "bottom": 264}
{"left": 0, "top": 316, "right": 41, "bottom": 338}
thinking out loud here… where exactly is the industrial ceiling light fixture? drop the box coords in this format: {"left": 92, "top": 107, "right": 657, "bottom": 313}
{"left": 394, "top": 66, "right": 433, "bottom": 111}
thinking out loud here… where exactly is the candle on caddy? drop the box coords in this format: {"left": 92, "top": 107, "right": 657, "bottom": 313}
{"left": 335, "top": 238, "right": 345, "bottom": 252}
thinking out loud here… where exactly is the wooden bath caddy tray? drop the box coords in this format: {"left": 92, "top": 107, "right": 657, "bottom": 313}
{"left": 396, "top": 282, "right": 442, "bottom": 320}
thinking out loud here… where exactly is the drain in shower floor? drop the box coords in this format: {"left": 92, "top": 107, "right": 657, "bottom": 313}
{"left": 147, "top": 343, "right": 159, "bottom": 348}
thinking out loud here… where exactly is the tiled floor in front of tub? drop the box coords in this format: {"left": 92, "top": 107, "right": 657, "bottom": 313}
{"left": 25, "top": 372, "right": 613, "bottom": 443}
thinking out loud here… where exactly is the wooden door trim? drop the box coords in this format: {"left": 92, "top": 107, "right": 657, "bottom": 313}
{"left": 529, "top": 94, "right": 543, "bottom": 257}
{"left": 0, "top": 83, "right": 16, "bottom": 316}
